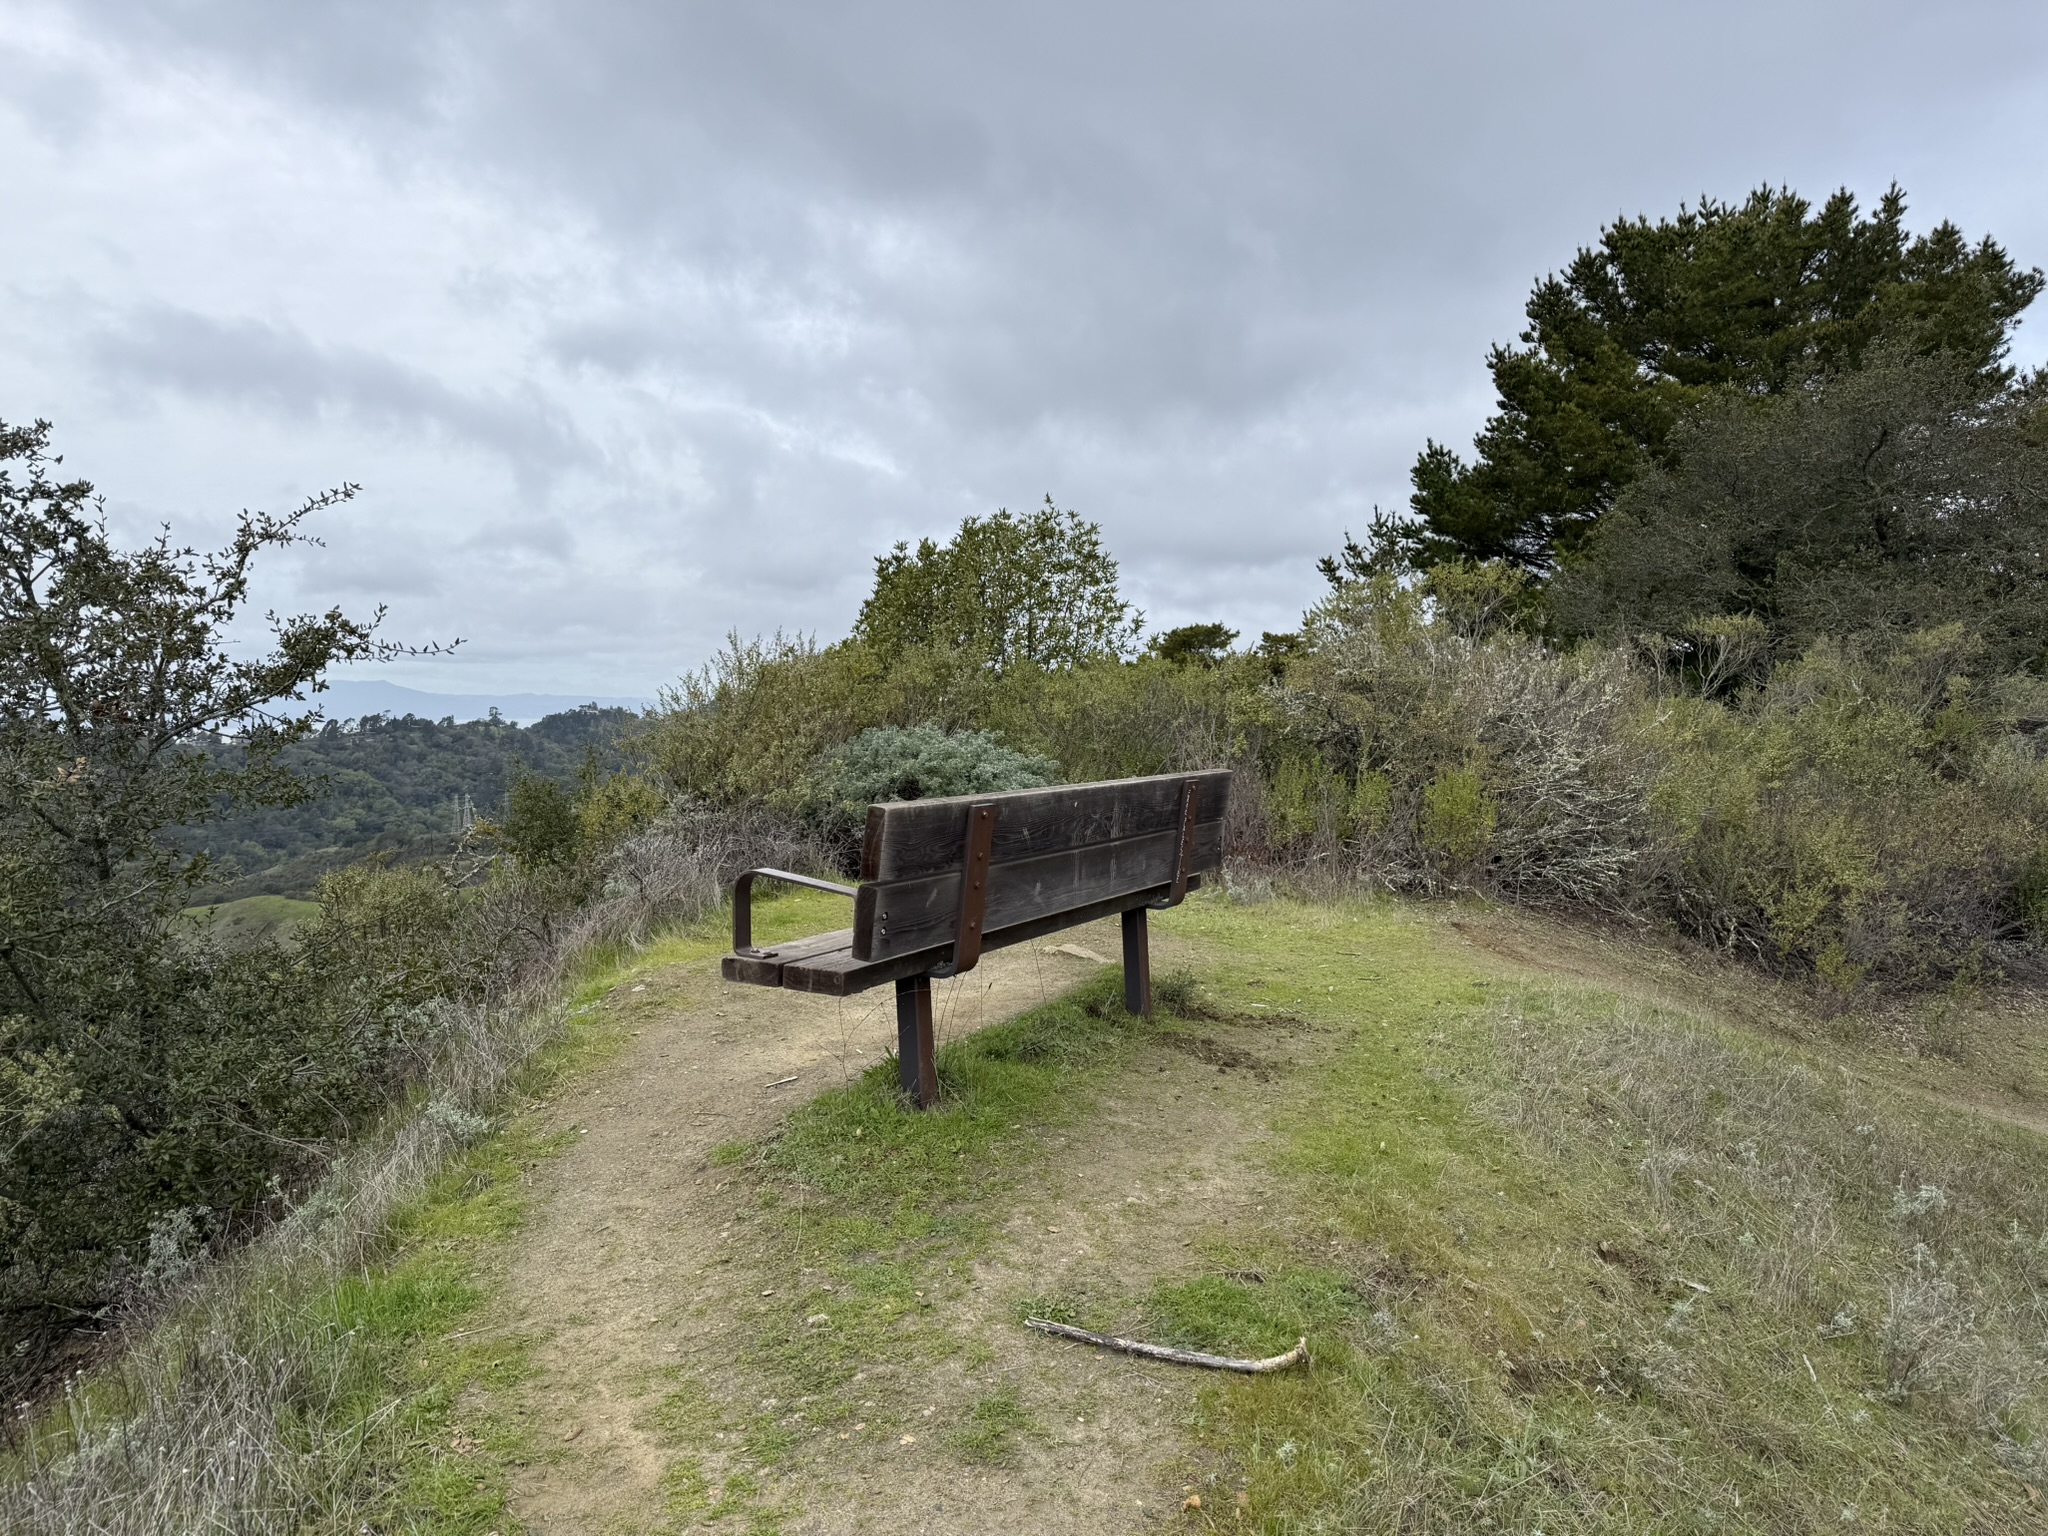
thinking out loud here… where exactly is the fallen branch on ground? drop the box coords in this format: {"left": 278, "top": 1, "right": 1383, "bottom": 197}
{"left": 1024, "top": 1319, "right": 1310, "bottom": 1373}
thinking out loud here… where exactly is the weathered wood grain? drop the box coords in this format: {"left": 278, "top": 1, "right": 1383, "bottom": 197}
{"left": 852, "top": 818, "right": 1222, "bottom": 962}
{"left": 718, "top": 927, "right": 858, "bottom": 988}
{"left": 775, "top": 874, "right": 1202, "bottom": 997}
{"left": 858, "top": 770, "right": 1231, "bottom": 882}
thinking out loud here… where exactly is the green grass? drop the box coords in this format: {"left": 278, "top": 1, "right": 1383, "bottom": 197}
{"left": 727, "top": 969, "right": 1165, "bottom": 1400}
{"left": 1145, "top": 1269, "right": 1361, "bottom": 1358}
{"left": 949, "top": 1384, "right": 1040, "bottom": 1464}
{"left": 286, "top": 886, "right": 2048, "bottom": 1532}
{"left": 179, "top": 892, "right": 321, "bottom": 941}
{"left": 96, "top": 879, "right": 2048, "bottom": 1533}
{"left": 1142, "top": 895, "right": 2048, "bottom": 1533}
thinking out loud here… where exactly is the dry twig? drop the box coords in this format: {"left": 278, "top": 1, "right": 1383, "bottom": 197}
{"left": 1024, "top": 1319, "right": 1309, "bottom": 1373}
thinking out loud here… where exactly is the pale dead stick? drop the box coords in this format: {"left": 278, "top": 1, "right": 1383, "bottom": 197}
{"left": 1025, "top": 1318, "right": 1310, "bottom": 1374}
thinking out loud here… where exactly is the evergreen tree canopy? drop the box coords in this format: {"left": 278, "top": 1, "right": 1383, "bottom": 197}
{"left": 1550, "top": 348, "right": 2048, "bottom": 674}
{"left": 1403, "top": 185, "right": 2042, "bottom": 571}
{"left": 1146, "top": 622, "right": 1239, "bottom": 667}
{"left": 854, "top": 497, "right": 1142, "bottom": 670}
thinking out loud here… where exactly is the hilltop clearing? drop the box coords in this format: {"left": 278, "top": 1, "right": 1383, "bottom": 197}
{"left": 346, "top": 889, "right": 2048, "bottom": 1534}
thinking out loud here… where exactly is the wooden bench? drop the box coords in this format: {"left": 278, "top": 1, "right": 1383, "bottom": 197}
{"left": 721, "top": 770, "right": 1231, "bottom": 1107}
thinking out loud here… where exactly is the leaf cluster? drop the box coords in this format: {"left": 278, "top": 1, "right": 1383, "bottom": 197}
{"left": 854, "top": 496, "right": 1143, "bottom": 670}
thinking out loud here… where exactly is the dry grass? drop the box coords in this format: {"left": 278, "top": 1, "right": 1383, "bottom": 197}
{"left": 1484, "top": 987, "right": 2048, "bottom": 1455}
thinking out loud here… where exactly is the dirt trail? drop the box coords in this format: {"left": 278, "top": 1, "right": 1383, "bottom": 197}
{"left": 500, "top": 918, "right": 1221, "bottom": 1534}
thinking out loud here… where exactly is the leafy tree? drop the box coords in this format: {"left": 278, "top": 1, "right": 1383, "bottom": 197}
{"left": 1147, "top": 622, "right": 1238, "bottom": 667}
{"left": 491, "top": 772, "right": 582, "bottom": 867}
{"left": 855, "top": 496, "right": 1143, "bottom": 669}
{"left": 0, "top": 419, "right": 411, "bottom": 1378}
{"left": 1401, "top": 185, "right": 2042, "bottom": 570}
{"left": 1550, "top": 347, "right": 2048, "bottom": 673}
{"left": 1253, "top": 630, "right": 1310, "bottom": 678}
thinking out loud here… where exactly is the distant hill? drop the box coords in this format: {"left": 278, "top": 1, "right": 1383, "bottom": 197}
{"left": 304, "top": 679, "right": 651, "bottom": 725}
{"left": 185, "top": 705, "right": 642, "bottom": 900}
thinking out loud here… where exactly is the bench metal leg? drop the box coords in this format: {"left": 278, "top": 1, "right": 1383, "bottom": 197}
{"left": 895, "top": 973, "right": 938, "bottom": 1109}
{"left": 1122, "top": 907, "right": 1151, "bottom": 1018}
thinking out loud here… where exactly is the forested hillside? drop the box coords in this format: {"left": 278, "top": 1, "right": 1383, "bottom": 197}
{"left": 184, "top": 705, "right": 639, "bottom": 899}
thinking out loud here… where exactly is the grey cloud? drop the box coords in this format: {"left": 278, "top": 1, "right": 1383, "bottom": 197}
{"left": 11, "top": 0, "right": 2048, "bottom": 695}
{"left": 88, "top": 305, "right": 590, "bottom": 496}
{"left": 0, "top": 40, "right": 107, "bottom": 149}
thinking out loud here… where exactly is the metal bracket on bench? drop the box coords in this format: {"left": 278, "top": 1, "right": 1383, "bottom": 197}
{"left": 732, "top": 868, "right": 859, "bottom": 957}
{"left": 1147, "top": 777, "right": 1201, "bottom": 911}
{"left": 928, "top": 801, "right": 998, "bottom": 979}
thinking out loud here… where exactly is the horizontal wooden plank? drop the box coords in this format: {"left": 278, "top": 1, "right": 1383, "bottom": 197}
{"left": 777, "top": 874, "right": 1203, "bottom": 997}
{"left": 719, "top": 927, "right": 857, "bottom": 988}
{"left": 860, "top": 770, "right": 1231, "bottom": 883}
{"left": 854, "top": 818, "right": 1221, "bottom": 963}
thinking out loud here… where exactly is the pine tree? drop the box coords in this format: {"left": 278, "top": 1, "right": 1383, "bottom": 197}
{"left": 1402, "top": 185, "right": 2042, "bottom": 571}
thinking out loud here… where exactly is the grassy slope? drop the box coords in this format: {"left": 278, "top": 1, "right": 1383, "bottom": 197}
{"left": 179, "top": 892, "right": 322, "bottom": 940}
{"left": 721, "top": 897, "right": 2048, "bottom": 1532}
{"left": 1163, "top": 897, "right": 2048, "bottom": 1532}
{"left": 248, "top": 887, "right": 2047, "bottom": 1533}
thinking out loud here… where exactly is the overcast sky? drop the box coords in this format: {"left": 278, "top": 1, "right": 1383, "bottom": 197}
{"left": 5, "top": 1, "right": 2045, "bottom": 698}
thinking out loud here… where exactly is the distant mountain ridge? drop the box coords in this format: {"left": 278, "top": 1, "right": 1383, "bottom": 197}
{"left": 303, "top": 679, "right": 651, "bottom": 726}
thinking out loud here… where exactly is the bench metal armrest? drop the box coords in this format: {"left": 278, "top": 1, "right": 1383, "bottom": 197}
{"left": 733, "top": 867, "right": 858, "bottom": 956}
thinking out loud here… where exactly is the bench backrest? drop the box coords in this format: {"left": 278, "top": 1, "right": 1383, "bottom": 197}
{"left": 849, "top": 769, "right": 1230, "bottom": 964}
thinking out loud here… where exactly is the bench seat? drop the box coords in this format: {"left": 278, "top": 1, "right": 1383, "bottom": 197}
{"left": 719, "top": 874, "right": 1202, "bottom": 996}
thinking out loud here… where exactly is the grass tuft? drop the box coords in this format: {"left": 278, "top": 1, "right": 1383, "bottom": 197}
{"left": 949, "top": 1385, "right": 1039, "bottom": 1465}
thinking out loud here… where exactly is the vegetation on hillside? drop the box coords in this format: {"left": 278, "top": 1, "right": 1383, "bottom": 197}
{"left": 0, "top": 420, "right": 685, "bottom": 1394}
{"left": 184, "top": 704, "right": 639, "bottom": 901}
{"left": 0, "top": 419, "right": 418, "bottom": 1384}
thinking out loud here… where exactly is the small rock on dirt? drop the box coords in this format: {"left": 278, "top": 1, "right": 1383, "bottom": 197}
{"left": 1047, "top": 943, "right": 1109, "bottom": 963}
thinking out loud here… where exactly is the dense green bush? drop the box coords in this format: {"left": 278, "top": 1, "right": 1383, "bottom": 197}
{"left": 642, "top": 539, "right": 2047, "bottom": 990}
{"left": 802, "top": 725, "right": 1057, "bottom": 856}
{"left": 641, "top": 634, "right": 1257, "bottom": 819}
{"left": 1643, "top": 628, "right": 2048, "bottom": 983}
{"left": 1553, "top": 349, "right": 2048, "bottom": 673}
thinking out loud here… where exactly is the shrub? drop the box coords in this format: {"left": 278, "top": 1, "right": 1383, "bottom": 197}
{"left": 1274, "top": 572, "right": 1656, "bottom": 905}
{"left": 1644, "top": 628, "right": 2048, "bottom": 982}
{"left": 802, "top": 725, "right": 1058, "bottom": 856}
{"left": 1418, "top": 765, "right": 1495, "bottom": 865}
